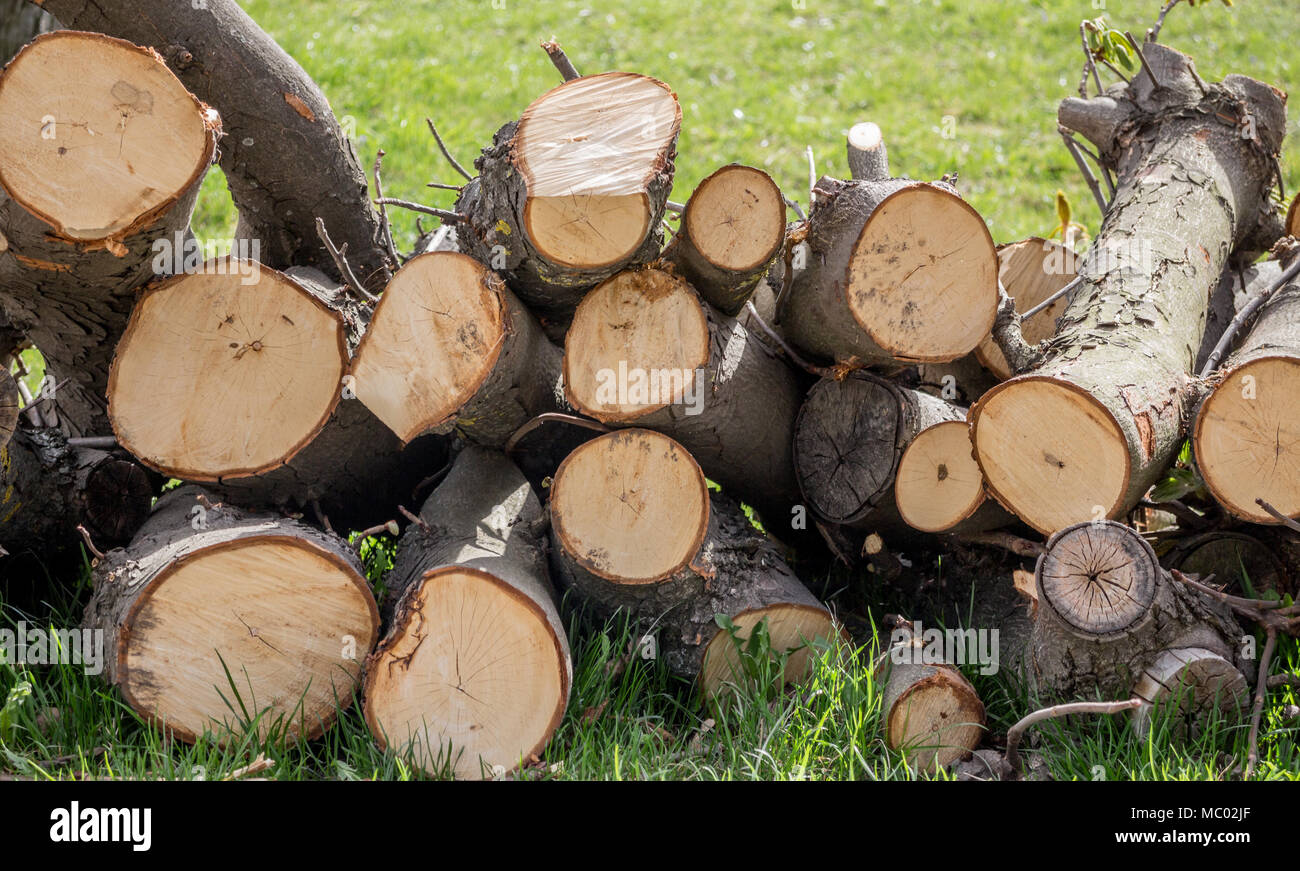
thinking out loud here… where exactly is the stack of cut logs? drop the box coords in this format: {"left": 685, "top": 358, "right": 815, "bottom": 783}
{"left": 0, "top": 3, "right": 1296, "bottom": 779}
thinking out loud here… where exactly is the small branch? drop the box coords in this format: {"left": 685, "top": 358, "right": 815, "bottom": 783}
{"left": 76, "top": 525, "right": 105, "bottom": 561}
{"left": 1199, "top": 255, "right": 1300, "bottom": 376}
{"left": 425, "top": 118, "right": 472, "bottom": 182}
{"left": 1245, "top": 629, "right": 1277, "bottom": 779}
{"left": 1060, "top": 129, "right": 1109, "bottom": 214}
{"left": 540, "top": 39, "right": 581, "bottom": 81}
{"left": 805, "top": 145, "right": 817, "bottom": 205}
{"left": 315, "top": 218, "right": 378, "bottom": 304}
{"left": 66, "top": 436, "right": 119, "bottom": 449}
{"left": 743, "top": 301, "right": 838, "bottom": 379}
{"left": 990, "top": 283, "right": 1040, "bottom": 374}
{"left": 1169, "top": 569, "right": 1285, "bottom": 615}
{"left": 374, "top": 197, "right": 462, "bottom": 222}
{"left": 311, "top": 498, "right": 333, "bottom": 535}
{"left": 1149, "top": 0, "right": 1182, "bottom": 43}
{"left": 1256, "top": 499, "right": 1300, "bottom": 534}
{"left": 1019, "top": 274, "right": 1083, "bottom": 321}
{"left": 1079, "top": 23, "right": 1103, "bottom": 98}
{"left": 372, "top": 149, "right": 401, "bottom": 266}
{"left": 411, "top": 459, "right": 454, "bottom": 502}
{"left": 14, "top": 379, "right": 44, "bottom": 427}
{"left": 1138, "top": 497, "right": 1209, "bottom": 531}
{"left": 397, "top": 504, "right": 429, "bottom": 531}
{"left": 783, "top": 196, "right": 806, "bottom": 221}
{"left": 1005, "top": 698, "right": 1143, "bottom": 777}
{"left": 954, "top": 531, "right": 1045, "bottom": 559}
{"left": 664, "top": 200, "right": 685, "bottom": 215}
{"left": 1124, "top": 31, "right": 1161, "bottom": 89}
{"left": 425, "top": 181, "right": 464, "bottom": 192}
{"left": 504, "top": 412, "right": 611, "bottom": 455}
{"left": 352, "top": 520, "right": 400, "bottom": 551}
{"left": 223, "top": 755, "right": 275, "bottom": 781}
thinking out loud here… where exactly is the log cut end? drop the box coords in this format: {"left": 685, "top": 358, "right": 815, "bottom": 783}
{"left": 976, "top": 238, "right": 1080, "bottom": 380}
{"left": 972, "top": 376, "right": 1130, "bottom": 534}
{"left": 111, "top": 536, "right": 377, "bottom": 742}
{"left": 516, "top": 72, "right": 680, "bottom": 270}
{"left": 0, "top": 31, "right": 218, "bottom": 242}
{"left": 846, "top": 184, "right": 997, "bottom": 362}
{"left": 699, "top": 604, "right": 836, "bottom": 698}
{"left": 351, "top": 252, "right": 506, "bottom": 442}
{"left": 108, "top": 263, "right": 348, "bottom": 480}
{"left": 1036, "top": 520, "right": 1159, "bottom": 638}
{"left": 895, "top": 420, "right": 987, "bottom": 533}
{"left": 363, "top": 566, "right": 570, "bottom": 780}
{"left": 1131, "top": 647, "right": 1247, "bottom": 739}
{"left": 564, "top": 267, "right": 709, "bottom": 422}
{"left": 1194, "top": 357, "right": 1300, "bottom": 523}
{"left": 885, "top": 670, "right": 985, "bottom": 771}
{"left": 682, "top": 164, "right": 785, "bottom": 273}
{"left": 551, "top": 429, "right": 709, "bottom": 583}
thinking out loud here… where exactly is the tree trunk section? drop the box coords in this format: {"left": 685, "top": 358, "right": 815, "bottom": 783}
{"left": 363, "top": 446, "right": 571, "bottom": 780}
{"left": 83, "top": 485, "right": 379, "bottom": 743}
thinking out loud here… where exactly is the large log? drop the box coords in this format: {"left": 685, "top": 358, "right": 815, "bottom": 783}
{"left": 0, "top": 30, "right": 219, "bottom": 435}
{"left": 363, "top": 447, "right": 571, "bottom": 780}
{"left": 456, "top": 72, "right": 680, "bottom": 323}
{"left": 971, "top": 44, "right": 1287, "bottom": 535}
{"left": 1193, "top": 256, "right": 1300, "bottom": 523}
{"left": 563, "top": 266, "right": 804, "bottom": 532}
{"left": 776, "top": 174, "right": 998, "bottom": 366}
{"left": 547, "top": 429, "right": 834, "bottom": 695}
{"left": 975, "top": 238, "right": 1080, "bottom": 381}
{"left": 39, "top": 0, "right": 393, "bottom": 288}
{"left": 350, "top": 251, "right": 563, "bottom": 446}
{"left": 84, "top": 486, "right": 379, "bottom": 742}
{"left": 660, "top": 163, "right": 786, "bottom": 316}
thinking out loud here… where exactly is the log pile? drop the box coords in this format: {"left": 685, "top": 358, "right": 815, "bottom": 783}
{"left": 1, "top": 3, "right": 1297, "bottom": 780}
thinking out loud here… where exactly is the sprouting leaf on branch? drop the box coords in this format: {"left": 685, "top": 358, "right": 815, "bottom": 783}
{"left": 1082, "top": 18, "right": 1134, "bottom": 72}
{"left": 1046, "top": 190, "right": 1089, "bottom": 249}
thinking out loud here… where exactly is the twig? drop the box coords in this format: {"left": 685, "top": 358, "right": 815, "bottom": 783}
{"left": 743, "top": 301, "right": 838, "bottom": 379}
{"left": 66, "top": 436, "right": 119, "bottom": 449}
{"left": 1124, "top": 31, "right": 1161, "bottom": 90}
{"left": 1199, "top": 255, "right": 1300, "bottom": 376}
{"left": 664, "top": 200, "right": 685, "bottom": 215}
{"left": 540, "top": 39, "right": 581, "bottom": 81}
{"left": 1005, "top": 698, "right": 1143, "bottom": 777}
{"left": 954, "top": 531, "right": 1045, "bottom": 559}
{"left": 1256, "top": 499, "right": 1300, "bottom": 534}
{"left": 1138, "top": 497, "right": 1209, "bottom": 531}
{"left": 425, "top": 181, "right": 464, "bottom": 192}
{"left": 1060, "top": 129, "right": 1108, "bottom": 214}
{"left": 504, "top": 412, "right": 611, "bottom": 455}
{"left": 1020, "top": 274, "right": 1083, "bottom": 321}
{"left": 311, "top": 499, "right": 333, "bottom": 535}
{"left": 1245, "top": 629, "right": 1277, "bottom": 779}
{"left": 76, "top": 525, "right": 105, "bottom": 561}
{"left": 372, "top": 149, "right": 401, "bottom": 266}
{"left": 425, "top": 118, "right": 472, "bottom": 182}
{"left": 1079, "top": 23, "right": 1103, "bottom": 98}
{"left": 783, "top": 196, "right": 806, "bottom": 221}
{"left": 1098, "top": 58, "right": 1132, "bottom": 85}
{"left": 1169, "top": 569, "right": 1285, "bottom": 614}
{"left": 14, "top": 378, "right": 44, "bottom": 427}
{"left": 805, "top": 146, "right": 817, "bottom": 205}
{"left": 223, "top": 755, "right": 275, "bottom": 781}
{"left": 373, "top": 197, "right": 461, "bottom": 223}
{"left": 352, "top": 520, "right": 400, "bottom": 551}
{"left": 411, "top": 459, "right": 454, "bottom": 502}
{"left": 990, "top": 282, "right": 1040, "bottom": 374}
{"left": 315, "top": 218, "right": 378, "bottom": 304}
{"left": 1149, "top": 0, "right": 1182, "bottom": 43}
{"left": 397, "top": 505, "right": 429, "bottom": 531}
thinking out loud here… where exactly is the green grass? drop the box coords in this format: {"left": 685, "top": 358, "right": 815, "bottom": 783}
{"left": 3, "top": 0, "right": 1300, "bottom": 781}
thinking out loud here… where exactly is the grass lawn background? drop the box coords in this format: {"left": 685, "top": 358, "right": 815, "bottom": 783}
{"left": 2, "top": 0, "right": 1297, "bottom": 780}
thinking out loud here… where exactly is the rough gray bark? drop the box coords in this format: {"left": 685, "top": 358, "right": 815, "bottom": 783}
{"left": 0, "top": 423, "right": 153, "bottom": 559}
{"left": 83, "top": 485, "right": 376, "bottom": 742}
{"left": 1028, "top": 520, "right": 1247, "bottom": 701}
{"left": 38, "top": 0, "right": 393, "bottom": 289}
{"left": 1, "top": 0, "right": 54, "bottom": 62}
{"left": 972, "top": 44, "right": 1287, "bottom": 534}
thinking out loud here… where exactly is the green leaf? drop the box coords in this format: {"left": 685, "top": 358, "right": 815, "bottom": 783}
{"left": 1149, "top": 467, "right": 1202, "bottom": 502}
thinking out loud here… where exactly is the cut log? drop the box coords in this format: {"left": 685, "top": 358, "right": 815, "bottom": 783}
{"left": 793, "top": 371, "right": 962, "bottom": 527}
{"left": 548, "top": 428, "right": 835, "bottom": 696}
{"left": 0, "top": 424, "right": 153, "bottom": 559}
{"left": 1130, "top": 647, "right": 1248, "bottom": 739}
{"left": 350, "top": 251, "right": 562, "bottom": 446}
{"left": 776, "top": 174, "right": 998, "bottom": 366}
{"left": 876, "top": 621, "right": 985, "bottom": 771}
{"left": 563, "top": 266, "right": 804, "bottom": 530}
{"left": 0, "top": 30, "right": 219, "bottom": 435}
{"left": 972, "top": 45, "right": 1287, "bottom": 536}
{"left": 84, "top": 486, "right": 379, "bottom": 742}
{"left": 660, "top": 164, "right": 786, "bottom": 315}
{"left": 363, "top": 447, "right": 570, "bottom": 780}
{"left": 846, "top": 121, "right": 890, "bottom": 183}
{"left": 1029, "top": 520, "right": 1246, "bottom": 701}
{"left": 456, "top": 72, "right": 681, "bottom": 321}
{"left": 1193, "top": 256, "right": 1300, "bottom": 523}
{"left": 1161, "top": 531, "right": 1291, "bottom": 598}
{"left": 975, "top": 238, "right": 1080, "bottom": 380}
{"left": 894, "top": 419, "right": 1013, "bottom": 534}
{"left": 41, "top": 0, "right": 394, "bottom": 289}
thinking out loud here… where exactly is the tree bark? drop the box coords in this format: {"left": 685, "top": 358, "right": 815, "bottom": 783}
{"left": 83, "top": 485, "right": 379, "bottom": 743}
{"left": 1, "top": 0, "right": 54, "bottom": 62}
{"left": 548, "top": 428, "right": 834, "bottom": 696}
{"left": 38, "top": 0, "right": 394, "bottom": 289}
{"left": 363, "top": 446, "right": 571, "bottom": 780}
{"left": 972, "top": 44, "right": 1287, "bottom": 536}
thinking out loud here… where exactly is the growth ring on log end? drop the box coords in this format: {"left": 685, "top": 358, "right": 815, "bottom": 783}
{"left": 894, "top": 420, "right": 987, "bottom": 533}
{"left": 971, "top": 375, "right": 1129, "bottom": 535}
{"left": 0, "top": 31, "right": 218, "bottom": 242}
{"left": 363, "top": 566, "right": 571, "bottom": 780}
{"left": 108, "top": 262, "right": 348, "bottom": 481}
{"left": 516, "top": 72, "right": 680, "bottom": 269}
{"left": 550, "top": 429, "right": 710, "bottom": 584}
{"left": 1193, "top": 356, "right": 1300, "bottom": 524}
{"left": 1036, "top": 520, "right": 1159, "bottom": 639}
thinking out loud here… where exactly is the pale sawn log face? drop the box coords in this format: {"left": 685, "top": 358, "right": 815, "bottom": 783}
{"left": 365, "top": 447, "right": 571, "bottom": 780}
{"left": 877, "top": 627, "right": 985, "bottom": 771}
{"left": 84, "top": 487, "right": 378, "bottom": 743}
{"left": 975, "top": 238, "right": 1080, "bottom": 381}
{"left": 894, "top": 419, "right": 991, "bottom": 534}
{"left": 972, "top": 47, "right": 1287, "bottom": 535}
